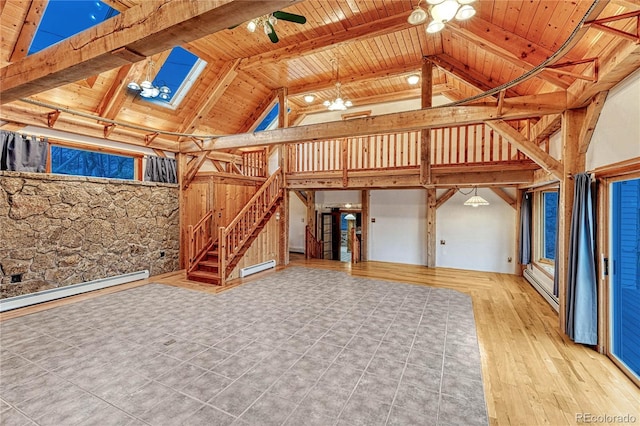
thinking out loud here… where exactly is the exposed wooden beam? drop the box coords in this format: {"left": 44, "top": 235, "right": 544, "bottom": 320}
{"left": 426, "top": 188, "right": 436, "bottom": 268}
{"left": 183, "top": 152, "right": 208, "bottom": 189}
{"left": 432, "top": 169, "right": 535, "bottom": 186}
{"left": 428, "top": 54, "right": 521, "bottom": 99}
{"left": 240, "top": 12, "right": 412, "bottom": 69}
{"left": 95, "top": 64, "right": 134, "bottom": 117}
{"left": 152, "top": 149, "right": 167, "bottom": 158}
{"left": 578, "top": 91, "right": 609, "bottom": 154}
{"left": 0, "top": 102, "right": 178, "bottom": 150}
{"left": 238, "top": 91, "right": 278, "bottom": 133}
{"left": 490, "top": 188, "right": 516, "bottom": 209}
{"left": 278, "top": 87, "right": 289, "bottom": 129}
{"left": 527, "top": 114, "right": 562, "bottom": 144}
{"left": 181, "top": 91, "right": 568, "bottom": 152}
{"left": 288, "top": 62, "right": 425, "bottom": 96}
{"left": 420, "top": 58, "right": 433, "bottom": 186}
{"left": 1, "top": 0, "right": 300, "bottom": 103}
{"left": 486, "top": 120, "right": 563, "bottom": 179}
{"left": 446, "top": 19, "right": 573, "bottom": 89}
{"left": 292, "top": 190, "right": 307, "bottom": 205}
{"left": 177, "top": 58, "right": 240, "bottom": 139}
{"left": 9, "top": 0, "right": 46, "bottom": 62}
{"left": 297, "top": 85, "right": 449, "bottom": 115}
{"left": 567, "top": 37, "right": 640, "bottom": 108}
{"left": 436, "top": 188, "right": 457, "bottom": 209}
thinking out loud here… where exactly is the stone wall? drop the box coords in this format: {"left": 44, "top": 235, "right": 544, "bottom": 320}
{"left": 0, "top": 172, "right": 180, "bottom": 298}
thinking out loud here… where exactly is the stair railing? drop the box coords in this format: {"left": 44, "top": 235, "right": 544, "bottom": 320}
{"left": 305, "top": 225, "right": 323, "bottom": 259}
{"left": 218, "top": 168, "right": 283, "bottom": 285}
{"left": 187, "top": 210, "right": 214, "bottom": 273}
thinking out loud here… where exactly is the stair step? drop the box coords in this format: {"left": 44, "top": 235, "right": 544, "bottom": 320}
{"left": 207, "top": 249, "right": 219, "bottom": 256}
{"left": 187, "top": 270, "right": 221, "bottom": 285}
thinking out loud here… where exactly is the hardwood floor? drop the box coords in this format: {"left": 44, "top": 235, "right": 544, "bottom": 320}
{"left": 286, "top": 255, "right": 640, "bottom": 426}
{"left": 2, "top": 256, "right": 639, "bottom": 425}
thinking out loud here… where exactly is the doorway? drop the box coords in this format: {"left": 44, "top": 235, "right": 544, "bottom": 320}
{"left": 321, "top": 209, "right": 361, "bottom": 262}
{"left": 609, "top": 176, "right": 640, "bottom": 382}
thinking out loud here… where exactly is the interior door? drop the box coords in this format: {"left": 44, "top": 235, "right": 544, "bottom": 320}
{"left": 610, "top": 177, "right": 640, "bottom": 380}
{"left": 321, "top": 213, "right": 333, "bottom": 260}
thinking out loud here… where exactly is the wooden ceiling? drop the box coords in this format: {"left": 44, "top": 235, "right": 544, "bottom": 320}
{"left": 1, "top": 0, "right": 639, "bottom": 152}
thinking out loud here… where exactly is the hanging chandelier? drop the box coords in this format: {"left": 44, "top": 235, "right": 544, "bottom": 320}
{"left": 408, "top": 0, "right": 477, "bottom": 34}
{"left": 323, "top": 59, "right": 353, "bottom": 111}
{"left": 463, "top": 187, "right": 490, "bottom": 207}
{"left": 127, "top": 58, "right": 171, "bottom": 100}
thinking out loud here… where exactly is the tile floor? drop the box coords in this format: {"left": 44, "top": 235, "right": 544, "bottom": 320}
{"left": 0, "top": 267, "right": 487, "bottom": 425}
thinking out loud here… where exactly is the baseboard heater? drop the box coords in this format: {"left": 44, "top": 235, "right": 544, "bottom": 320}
{"left": 0, "top": 270, "right": 149, "bottom": 313}
{"left": 240, "top": 260, "right": 276, "bottom": 278}
{"left": 523, "top": 269, "right": 559, "bottom": 312}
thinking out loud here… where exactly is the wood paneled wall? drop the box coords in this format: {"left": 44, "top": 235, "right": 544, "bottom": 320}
{"left": 180, "top": 174, "right": 281, "bottom": 274}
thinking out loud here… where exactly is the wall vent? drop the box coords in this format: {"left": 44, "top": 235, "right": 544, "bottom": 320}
{"left": 240, "top": 260, "right": 276, "bottom": 278}
{"left": 0, "top": 270, "right": 149, "bottom": 312}
{"left": 523, "top": 268, "right": 559, "bottom": 312}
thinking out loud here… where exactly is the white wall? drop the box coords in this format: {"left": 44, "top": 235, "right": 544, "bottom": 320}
{"left": 289, "top": 192, "right": 306, "bottom": 253}
{"left": 368, "top": 189, "right": 427, "bottom": 265}
{"left": 436, "top": 188, "right": 517, "bottom": 274}
{"left": 316, "top": 190, "right": 361, "bottom": 208}
{"left": 587, "top": 68, "right": 640, "bottom": 170}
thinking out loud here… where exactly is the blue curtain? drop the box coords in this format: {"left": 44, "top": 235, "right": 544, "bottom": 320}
{"left": 0, "top": 131, "right": 48, "bottom": 172}
{"left": 519, "top": 192, "right": 532, "bottom": 264}
{"left": 145, "top": 156, "right": 177, "bottom": 183}
{"left": 565, "top": 173, "right": 597, "bottom": 345}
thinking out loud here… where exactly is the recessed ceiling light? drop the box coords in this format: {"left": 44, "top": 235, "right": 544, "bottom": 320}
{"left": 407, "top": 74, "right": 420, "bottom": 85}
{"left": 304, "top": 94, "right": 315, "bottom": 103}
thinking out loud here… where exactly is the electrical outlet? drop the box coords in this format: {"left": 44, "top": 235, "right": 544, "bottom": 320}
{"left": 507, "top": 256, "right": 512, "bottom": 263}
{"left": 11, "top": 274, "right": 22, "bottom": 283}
{"left": 160, "top": 251, "right": 165, "bottom": 258}
{"left": 301, "top": 218, "right": 305, "bottom": 222}
{"left": 440, "top": 240, "right": 446, "bottom": 245}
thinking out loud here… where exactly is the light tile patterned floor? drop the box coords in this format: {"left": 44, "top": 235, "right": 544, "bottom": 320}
{"left": 0, "top": 267, "right": 487, "bottom": 426}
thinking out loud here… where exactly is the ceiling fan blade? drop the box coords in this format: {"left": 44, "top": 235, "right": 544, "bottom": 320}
{"left": 265, "top": 22, "right": 279, "bottom": 43}
{"left": 272, "top": 11, "right": 307, "bottom": 24}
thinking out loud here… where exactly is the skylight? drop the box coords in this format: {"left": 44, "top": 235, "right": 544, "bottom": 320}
{"left": 144, "top": 47, "right": 206, "bottom": 109}
{"left": 255, "top": 104, "right": 280, "bottom": 132}
{"left": 29, "top": 1, "right": 119, "bottom": 55}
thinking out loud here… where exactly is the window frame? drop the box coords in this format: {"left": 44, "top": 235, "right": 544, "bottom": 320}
{"left": 532, "top": 186, "right": 559, "bottom": 276}
{"left": 144, "top": 47, "right": 207, "bottom": 110}
{"left": 46, "top": 139, "right": 143, "bottom": 181}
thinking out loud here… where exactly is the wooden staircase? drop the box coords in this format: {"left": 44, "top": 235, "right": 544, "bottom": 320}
{"left": 187, "top": 169, "right": 283, "bottom": 286}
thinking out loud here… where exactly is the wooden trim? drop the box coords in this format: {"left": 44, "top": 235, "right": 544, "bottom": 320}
{"left": 8, "top": 1, "right": 47, "bottom": 62}
{"left": 592, "top": 156, "right": 640, "bottom": 178}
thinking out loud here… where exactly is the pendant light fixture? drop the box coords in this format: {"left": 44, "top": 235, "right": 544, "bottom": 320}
{"left": 127, "top": 58, "right": 171, "bottom": 100}
{"left": 408, "top": 0, "right": 477, "bottom": 34}
{"left": 463, "top": 187, "right": 490, "bottom": 207}
{"left": 323, "top": 58, "right": 353, "bottom": 111}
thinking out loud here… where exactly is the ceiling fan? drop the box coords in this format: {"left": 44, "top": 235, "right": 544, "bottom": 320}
{"left": 245, "top": 11, "right": 307, "bottom": 43}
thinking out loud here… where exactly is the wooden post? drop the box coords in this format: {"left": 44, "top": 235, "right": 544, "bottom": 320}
{"left": 176, "top": 153, "right": 189, "bottom": 269}
{"left": 558, "top": 108, "right": 586, "bottom": 333}
{"left": 306, "top": 190, "right": 316, "bottom": 238}
{"left": 515, "top": 188, "right": 524, "bottom": 276}
{"left": 426, "top": 188, "right": 436, "bottom": 267}
{"left": 361, "top": 190, "right": 369, "bottom": 261}
{"left": 279, "top": 189, "right": 290, "bottom": 266}
{"left": 420, "top": 58, "right": 433, "bottom": 185}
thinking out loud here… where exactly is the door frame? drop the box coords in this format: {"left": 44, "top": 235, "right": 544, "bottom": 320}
{"left": 597, "top": 168, "right": 640, "bottom": 387}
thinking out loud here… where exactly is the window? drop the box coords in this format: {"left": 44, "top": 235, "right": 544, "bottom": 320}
{"left": 51, "top": 145, "right": 137, "bottom": 180}
{"left": 541, "top": 191, "right": 558, "bottom": 261}
{"left": 29, "top": 1, "right": 119, "bottom": 55}
{"left": 255, "top": 104, "right": 280, "bottom": 131}
{"left": 144, "top": 47, "right": 206, "bottom": 109}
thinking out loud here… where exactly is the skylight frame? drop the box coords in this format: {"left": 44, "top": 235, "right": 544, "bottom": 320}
{"left": 144, "top": 47, "right": 207, "bottom": 110}
{"left": 28, "top": 1, "right": 120, "bottom": 56}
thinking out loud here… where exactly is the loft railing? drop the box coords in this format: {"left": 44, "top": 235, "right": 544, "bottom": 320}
{"left": 305, "top": 225, "right": 322, "bottom": 259}
{"left": 187, "top": 210, "right": 214, "bottom": 274}
{"left": 242, "top": 149, "right": 267, "bottom": 177}
{"left": 287, "top": 123, "right": 530, "bottom": 174}
{"left": 218, "top": 168, "right": 283, "bottom": 285}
